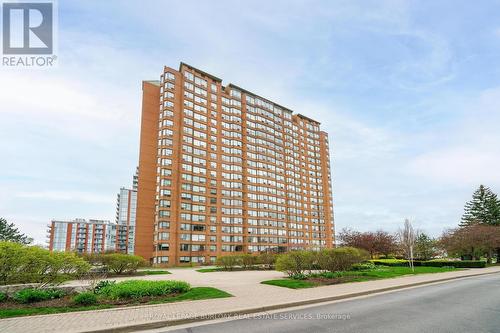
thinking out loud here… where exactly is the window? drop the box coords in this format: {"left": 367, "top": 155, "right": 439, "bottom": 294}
{"left": 158, "top": 222, "right": 170, "bottom": 229}
{"left": 230, "top": 89, "right": 241, "bottom": 100}
{"left": 155, "top": 256, "right": 169, "bottom": 263}
{"left": 159, "top": 200, "right": 171, "bottom": 208}
{"left": 184, "top": 71, "right": 194, "bottom": 81}
{"left": 159, "top": 210, "right": 170, "bottom": 218}
{"left": 158, "top": 232, "right": 169, "bottom": 240}
{"left": 157, "top": 243, "right": 169, "bottom": 252}
{"left": 165, "top": 72, "right": 175, "bottom": 81}
{"left": 194, "top": 76, "right": 207, "bottom": 88}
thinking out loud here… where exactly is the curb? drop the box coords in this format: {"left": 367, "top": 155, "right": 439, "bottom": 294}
{"left": 83, "top": 269, "right": 500, "bottom": 333}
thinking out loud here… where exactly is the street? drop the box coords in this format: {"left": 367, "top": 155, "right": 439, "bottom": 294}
{"left": 164, "top": 273, "right": 500, "bottom": 333}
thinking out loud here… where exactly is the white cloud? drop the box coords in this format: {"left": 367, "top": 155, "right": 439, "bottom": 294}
{"left": 408, "top": 86, "right": 500, "bottom": 185}
{"left": 410, "top": 148, "right": 500, "bottom": 184}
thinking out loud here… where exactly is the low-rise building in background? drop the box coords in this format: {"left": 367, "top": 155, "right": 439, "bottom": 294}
{"left": 47, "top": 218, "right": 114, "bottom": 253}
{"left": 47, "top": 169, "right": 138, "bottom": 254}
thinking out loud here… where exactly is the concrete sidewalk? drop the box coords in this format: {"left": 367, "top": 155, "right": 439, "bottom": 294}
{"left": 1, "top": 266, "right": 500, "bottom": 333}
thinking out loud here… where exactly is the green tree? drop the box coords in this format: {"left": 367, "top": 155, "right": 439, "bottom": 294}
{"left": 414, "top": 233, "right": 437, "bottom": 260}
{"left": 215, "top": 255, "right": 242, "bottom": 271}
{"left": 0, "top": 218, "right": 32, "bottom": 244}
{"left": 275, "top": 250, "right": 316, "bottom": 277}
{"left": 101, "top": 253, "right": 145, "bottom": 275}
{"left": 440, "top": 225, "right": 500, "bottom": 262}
{"left": 460, "top": 185, "right": 500, "bottom": 227}
{"left": 316, "top": 247, "right": 368, "bottom": 273}
{"left": 0, "top": 242, "right": 90, "bottom": 285}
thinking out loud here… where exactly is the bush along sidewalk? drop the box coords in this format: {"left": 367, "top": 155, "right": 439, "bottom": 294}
{"left": 82, "top": 253, "right": 171, "bottom": 277}
{"left": 260, "top": 247, "right": 476, "bottom": 289}
{"left": 370, "top": 259, "right": 486, "bottom": 268}
{"left": 0, "top": 241, "right": 90, "bottom": 286}
{"left": 0, "top": 280, "right": 232, "bottom": 319}
{"left": 197, "top": 253, "right": 278, "bottom": 272}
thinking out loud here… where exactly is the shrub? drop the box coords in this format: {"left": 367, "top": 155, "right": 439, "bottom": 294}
{"left": 42, "top": 251, "right": 92, "bottom": 283}
{"left": 378, "top": 255, "right": 396, "bottom": 259}
{"left": 257, "top": 253, "right": 277, "bottom": 269}
{"left": 370, "top": 259, "right": 408, "bottom": 266}
{"left": 73, "top": 292, "right": 98, "bottom": 306}
{"left": 240, "top": 254, "right": 257, "bottom": 269}
{"left": 81, "top": 253, "right": 105, "bottom": 266}
{"left": 351, "top": 262, "right": 377, "bottom": 271}
{"left": 93, "top": 280, "right": 116, "bottom": 294}
{"left": 289, "top": 273, "right": 308, "bottom": 280}
{"left": 275, "top": 250, "right": 316, "bottom": 277}
{"left": 316, "top": 247, "right": 368, "bottom": 272}
{"left": 13, "top": 288, "right": 65, "bottom": 304}
{"left": 0, "top": 292, "right": 6, "bottom": 302}
{"left": 422, "top": 260, "right": 486, "bottom": 268}
{"left": 310, "top": 271, "right": 344, "bottom": 279}
{"left": 102, "top": 254, "right": 145, "bottom": 275}
{"left": 216, "top": 255, "right": 242, "bottom": 271}
{"left": 369, "top": 259, "right": 423, "bottom": 267}
{"left": 0, "top": 242, "right": 90, "bottom": 285}
{"left": 98, "top": 280, "right": 190, "bottom": 300}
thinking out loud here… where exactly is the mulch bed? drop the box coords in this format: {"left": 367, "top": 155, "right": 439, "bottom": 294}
{"left": 0, "top": 296, "right": 71, "bottom": 309}
{"left": 0, "top": 293, "right": 181, "bottom": 310}
{"left": 306, "top": 276, "right": 363, "bottom": 286}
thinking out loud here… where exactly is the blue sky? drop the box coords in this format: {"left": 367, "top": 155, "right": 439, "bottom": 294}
{"left": 1, "top": 0, "right": 500, "bottom": 244}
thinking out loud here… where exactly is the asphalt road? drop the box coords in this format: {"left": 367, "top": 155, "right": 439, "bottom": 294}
{"left": 165, "top": 273, "right": 500, "bottom": 333}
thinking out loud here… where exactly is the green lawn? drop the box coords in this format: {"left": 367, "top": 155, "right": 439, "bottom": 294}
{"left": 261, "top": 266, "right": 458, "bottom": 289}
{"left": 261, "top": 279, "right": 317, "bottom": 289}
{"left": 345, "top": 266, "right": 457, "bottom": 280}
{"left": 0, "top": 287, "right": 231, "bottom": 319}
{"left": 148, "top": 287, "right": 232, "bottom": 303}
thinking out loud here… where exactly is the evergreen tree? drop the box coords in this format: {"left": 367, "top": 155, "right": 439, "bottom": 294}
{"left": 414, "top": 233, "right": 437, "bottom": 260}
{"left": 0, "top": 218, "right": 32, "bottom": 244}
{"left": 460, "top": 185, "right": 500, "bottom": 227}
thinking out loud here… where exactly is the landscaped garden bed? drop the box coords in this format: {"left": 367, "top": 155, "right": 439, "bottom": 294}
{"left": 196, "top": 253, "right": 277, "bottom": 272}
{"left": 0, "top": 280, "right": 231, "bottom": 318}
{"left": 103, "top": 269, "right": 171, "bottom": 277}
{"left": 259, "top": 247, "right": 478, "bottom": 289}
{"left": 261, "top": 265, "right": 458, "bottom": 289}
{"left": 370, "top": 258, "right": 487, "bottom": 268}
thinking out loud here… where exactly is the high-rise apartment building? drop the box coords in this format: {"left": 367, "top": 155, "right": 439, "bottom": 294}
{"left": 136, "top": 63, "right": 334, "bottom": 266}
{"left": 115, "top": 186, "right": 137, "bottom": 254}
{"left": 47, "top": 218, "right": 114, "bottom": 253}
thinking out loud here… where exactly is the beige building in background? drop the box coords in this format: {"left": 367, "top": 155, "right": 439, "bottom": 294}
{"left": 135, "top": 63, "right": 334, "bottom": 266}
{"left": 47, "top": 218, "right": 113, "bottom": 253}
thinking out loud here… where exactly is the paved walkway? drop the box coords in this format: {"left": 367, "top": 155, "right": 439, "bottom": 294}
{"left": 1, "top": 266, "right": 500, "bottom": 333}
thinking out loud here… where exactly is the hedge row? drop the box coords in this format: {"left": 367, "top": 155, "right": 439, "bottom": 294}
{"left": 0, "top": 242, "right": 90, "bottom": 285}
{"left": 421, "top": 260, "right": 486, "bottom": 268}
{"left": 370, "top": 259, "right": 486, "bottom": 268}
{"left": 275, "top": 248, "right": 368, "bottom": 277}
{"left": 216, "top": 253, "right": 277, "bottom": 270}
{"left": 370, "top": 259, "right": 413, "bottom": 267}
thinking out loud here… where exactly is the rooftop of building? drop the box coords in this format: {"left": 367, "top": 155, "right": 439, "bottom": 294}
{"left": 51, "top": 218, "right": 112, "bottom": 224}
{"left": 160, "top": 62, "right": 322, "bottom": 125}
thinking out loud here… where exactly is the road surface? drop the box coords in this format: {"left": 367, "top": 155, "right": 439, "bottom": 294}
{"left": 162, "top": 273, "right": 500, "bottom": 333}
